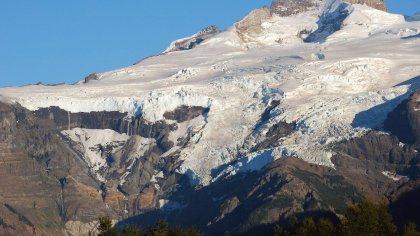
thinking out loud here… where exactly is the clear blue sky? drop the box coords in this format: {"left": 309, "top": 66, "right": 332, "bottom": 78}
{"left": 0, "top": 0, "right": 419, "bottom": 86}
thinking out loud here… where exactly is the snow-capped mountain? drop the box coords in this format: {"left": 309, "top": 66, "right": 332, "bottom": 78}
{"left": 0, "top": 0, "right": 419, "bottom": 235}
{"left": 2, "top": 0, "right": 418, "bottom": 185}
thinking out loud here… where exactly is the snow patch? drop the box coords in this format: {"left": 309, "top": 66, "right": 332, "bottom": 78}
{"left": 61, "top": 128, "right": 130, "bottom": 181}
{"left": 150, "top": 171, "right": 165, "bottom": 183}
{"left": 158, "top": 199, "right": 183, "bottom": 211}
{"left": 382, "top": 171, "right": 404, "bottom": 181}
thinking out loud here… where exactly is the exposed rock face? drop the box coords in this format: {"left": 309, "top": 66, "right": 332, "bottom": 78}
{"left": 2, "top": 88, "right": 420, "bottom": 235}
{"left": 0, "top": 102, "right": 213, "bottom": 235}
{"left": 270, "top": 0, "right": 387, "bottom": 15}
{"left": 0, "top": 102, "right": 120, "bottom": 236}
{"left": 242, "top": 100, "right": 296, "bottom": 153}
{"left": 235, "top": 0, "right": 389, "bottom": 46}
{"left": 120, "top": 157, "right": 377, "bottom": 235}
{"left": 117, "top": 91, "right": 420, "bottom": 235}
{"left": 163, "top": 106, "right": 209, "bottom": 123}
{"left": 119, "top": 130, "right": 420, "bottom": 235}
{"left": 163, "top": 26, "right": 220, "bottom": 53}
{"left": 83, "top": 73, "right": 100, "bottom": 83}
{"left": 0, "top": 0, "right": 418, "bottom": 234}
{"left": 389, "top": 182, "right": 420, "bottom": 228}
{"left": 33, "top": 106, "right": 177, "bottom": 152}
{"left": 236, "top": 0, "right": 389, "bottom": 46}
{"left": 270, "top": 0, "right": 320, "bottom": 16}
{"left": 31, "top": 104, "right": 210, "bottom": 220}
{"left": 409, "top": 92, "right": 420, "bottom": 147}
{"left": 63, "top": 220, "right": 99, "bottom": 236}
{"left": 332, "top": 131, "right": 419, "bottom": 193}
{"left": 251, "top": 121, "right": 296, "bottom": 152}
{"left": 334, "top": 131, "right": 417, "bottom": 165}
{"left": 346, "top": 0, "right": 387, "bottom": 11}
{"left": 332, "top": 128, "right": 420, "bottom": 228}
{"left": 235, "top": 8, "right": 272, "bottom": 37}
{"left": 384, "top": 91, "right": 420, "bottom": 148}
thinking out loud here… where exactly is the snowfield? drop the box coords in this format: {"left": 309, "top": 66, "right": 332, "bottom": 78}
{"left": 61, "top": 128, "right": 130, "bottom": 181}
{"left": 1, "top": 0, "right": 420, "bottom": 185}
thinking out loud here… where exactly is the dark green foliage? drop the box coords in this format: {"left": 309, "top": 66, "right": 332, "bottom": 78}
{"left": 403, "top": 223, "right": 420, "bottom": 236}
{"left": 98, "top": 216, "right": 119, "bottom": 236}
{"left": 288, "top": 215, "right": 298, "bottom": 228}
{"left": 294, "top": 218, "right": 317, "bottom": 236}
{"left": 292, "top": 170, "right": 362, "bottom": 213}
{"left": 97, "top": 217, "right": 201, "bottom": 236}
{"left": 123, "top": 224, "right": 142, "bottom": 236}
{"left": 147, "top": 220, "right": 201, "bottom": 236}
{"left": 343, "top": 199, "right": 398, "bottom": 236}
{"left": 147, "top": 220, "right": 169, "bottom": 236}
{"left": 317, "top": 218, "right": 336, "bottom": 236}
{"left": 281, "top": 217, "right": 339, "bottom": 236}
{"left": 274, "top": 200, "right": 419, "bottom": 236}
{"left": 273, "top": 224, "right": 282, "bottom": 236}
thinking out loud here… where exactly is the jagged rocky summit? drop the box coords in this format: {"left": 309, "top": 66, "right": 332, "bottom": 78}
{"left": 271, "top": 0, "right": 387, "bottom": 16}
{"left": 163, "top": 25, "right": 220, "bottom": 53}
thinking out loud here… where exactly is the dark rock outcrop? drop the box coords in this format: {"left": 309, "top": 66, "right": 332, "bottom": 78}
{"left": 389, "top": 184, "right": 420, "bottom": 228}
{"left": 32, "top": 106, "right": 177, "bottom": 152}
{"left": 384, "top": 91, "right": 420, "bottom": 148}
{"left": 346, "top": 0, "right": 387, "bottom": 11}
{"left": 163, "top": 106, "right": 209, "bottom": 123}
{"left": 163, "top": 26, "right": 220, "bottom": 53}
{"left": 252, "top": 121, "right": 296, "bottom": 152}
{"left": 246, "top": 100, "right": 296, "bottom": 152}
{"left": 84, "top": 73, "right": 100, "bottom": 83}
{"left": 33, "top": 105, "right": 210, "bottom": 155}
{"left": 271, "top": 0, "right": 319, "bottom": 16}
{"left": 333, "top": 131, "right": 417, "bottom": 165}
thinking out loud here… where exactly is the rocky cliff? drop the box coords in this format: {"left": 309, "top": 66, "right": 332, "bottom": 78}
{"left": 345, "top": 0, "right": 387, "bottom": 11}
{"left": 0, "top": 102, "right": 123, "bottom": 235}
{"left": 163, "top": 26, "right": 220, "bottom": 53}
{"left": 270, "top": 0, "right": 387, "bottom": 15}
{"left": 4, "top": 91, "right": 420, "bottom": 235}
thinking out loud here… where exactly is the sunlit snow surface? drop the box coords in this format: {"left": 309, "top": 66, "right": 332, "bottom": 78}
{"left": 1, "top": 2, "right": 420, "bottom": 185}
{"left": 61, "top": 128, "right": 130, "bottom": 181}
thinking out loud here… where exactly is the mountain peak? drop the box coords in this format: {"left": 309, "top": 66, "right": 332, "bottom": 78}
{"left": 270, "top": 0, "right": 323, "bottom": 16}
{"left": 232, "top": 0, "right": 397, "bottom": 47}
{"left": 345, "top": 0, "right": 387, "bottom": 11}
{"left": 270, "top": 0, "right": 387, "bottom": 16}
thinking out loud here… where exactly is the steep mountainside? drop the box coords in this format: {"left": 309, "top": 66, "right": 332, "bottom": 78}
{"left": 0, "top": 0, "right": 420, "bottom": 235}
